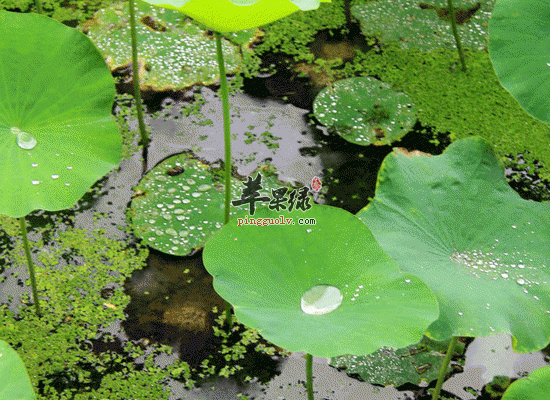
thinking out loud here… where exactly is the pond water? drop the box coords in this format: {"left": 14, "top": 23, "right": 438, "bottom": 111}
{"left": 3, "top": 26, "right": 550, "bottom": 400}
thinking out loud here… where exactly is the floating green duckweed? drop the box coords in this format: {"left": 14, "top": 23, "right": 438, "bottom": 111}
{"left": 128, "top": 153, "right": 291, "bottom": 256}
{"left": 81, "top": 0, "right": 247, "bottom": 90}
{"left": 352, "top": 0, "right": 494, "bottom": 51}
{"left": 313, "top": 77, "right": 417, "bottom": 146}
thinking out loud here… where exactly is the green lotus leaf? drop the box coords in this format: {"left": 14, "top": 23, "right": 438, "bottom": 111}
{"left": 357, "top": 137, "right": 550, "bottom": 353}
{"left": 0, "top": 340, "right": 35, "bottom": 400}
{"left": 140, "top": 0, "right": 330, "bottom": 32}
{"left": 203, "top": 205, "right": 439, "bottom": 358}
{"left": 352, "top": 0, "right": 494, "bottom": 51}
{"left": 313, "top": 77, "right": 417, "bottom": 146}
{"left": 488, "top": 0, "right": 550, "bottom": 124}
{"left": 330, "top": 336, "right": 465, "bottom": 386}
{"left": 0, "top": 11, "right": 121, "bottom": 218}
{"left": 502, "top": 365, "right": 550, "bottom": 400}
{"left": 128, "top": 153, "right": 293, "bottom": 256}
{"left": 81, "top": 1, "right": 244, "bottom": 91}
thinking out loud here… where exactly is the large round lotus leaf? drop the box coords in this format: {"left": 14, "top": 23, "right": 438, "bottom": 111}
{"left": 128, "top": 153, "right": 291, "bottom": 256}
{"left": 203, "top": 205, "right": 439, "bottom": 358}
{"left": 0, "top": 340, "right": 35, "bottom": 400}
{"left": 502, "top": 365, "right": 550, "bottom": 400}
{"left": 141, "top": 0, "right": 330, "bottom": 32}
{"left": 0, "top": 11, "right": 121, "bottom": 218}
{"left": 81, "top": 1, "right": 244, "bottom": 91}
{"left": 313, "top": 77, "right": 417, "bottom": 146}
{"left": 357, "top": 137, "right": 550, "bottom": 353}
{"left": 488, "top": 0, "right": 550, "bottom": 124}
{"left": 352, "top": 0, "right": 494, "bottom": 51}
{"left": 330, "top": 336, "right": 464, "bottom": 386}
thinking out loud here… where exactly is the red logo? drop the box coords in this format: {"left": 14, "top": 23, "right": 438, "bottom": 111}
{"left": 311, "top": 176, "right": 322, "bottom": 192}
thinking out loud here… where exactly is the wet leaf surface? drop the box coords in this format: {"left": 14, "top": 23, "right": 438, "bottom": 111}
{"left": 357, "top": 137, "right": 550, "bottom": 352}
{"left": 313, "top": 77, "right": 417, "bottom": 146}
{"left": 128, "top": 153, "right": 293, "bottom": 255}
{"left": 352, "top": 0, "right": 494, "bottom": 50}
{"left": 80, "top": 0, "right": 246, "bottom": 90}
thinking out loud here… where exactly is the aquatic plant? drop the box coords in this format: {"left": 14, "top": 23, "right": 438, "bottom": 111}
{"left": 501, "top": 365, "right": 550, "bottom": 400}
{"left": 128, "top": 153, "right": 292, "bottom": 255}
{"left": 203, "top": 204, "right": 439, "bottom": 399}
{"left": 356, "top": 137, "right": 550, "bottom": 399}
{"left": 0, "top": 340, "right": 34, "bottom": 400}
{"left": 488, "top": 0, "right": 550, "bottom": 124}
{"left": 133, "top": 0, "right": 330, "bottom": 329}
{"left": 351, "top": 0, "right": 493, "bottom": 52}
{"left": 0, "top": 11, "right": 121, "bottom": 316}
{"left": 313, "top": 76, "right": 417, "bottom": 146}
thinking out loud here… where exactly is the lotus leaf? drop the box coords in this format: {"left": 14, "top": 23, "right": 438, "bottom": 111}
{"left": 352, "top": 0, "right": 494, "bottom": 51}
{"left": 203, "top": 205, "right": 439, "bottom": 358}
{"left": 128, "top": 153, "right": 292, "bottom": 255}
{"left": 502, "top": 365, "right": 550, "bottom": 400}
{"left": 0, "top": 11, "right": 121, "bottom": 218}
{"left": 330, "top": 336, "right": 464, "bottom": 386}
{"left": 313, "top": 77, "right": 417, "bottom": 146}
{"left": 488, "top": 0, "right": 550, "bottom": 124}
{"left": 357, "top": 137, "right": 550, "bottom": 352}
{"left": 81, "top": 1, "right": 244, "bottom": 91}
{"left": 140, "top": 0, "right": 331, "bottom": 32}
{"left": 0, "top": 340, "right": 35, "bottom": 400}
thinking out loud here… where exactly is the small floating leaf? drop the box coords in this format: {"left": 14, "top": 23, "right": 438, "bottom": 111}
{"left": 128, "top": 153, "right": 293, "bottom": 256}
{"left": 80, "top": 1, "right": 246, "bottom": 91}
{"left": 352, "top": 0, "right": 494, "bottom": 51}
{"left": 313, "top": 77, "right": 417, "bottom": 146}
{"left": 357, "top": 137, "right": 550, "bottom": 352}
{"left": 330, "top": 336, "right": 464, "bottom": 386}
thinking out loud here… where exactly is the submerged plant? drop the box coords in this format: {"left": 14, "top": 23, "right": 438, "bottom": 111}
{"left": 0, "top": 11, "right": 121, "bottom": 316}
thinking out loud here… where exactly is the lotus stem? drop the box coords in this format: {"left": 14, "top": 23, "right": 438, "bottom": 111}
{"left": 432, "top": 336, "right": 457, "bottom": 400}
{"left": 19, "top": 217, "right": 41, "bottom": 318}
{"left": 305, "top": 353, "right": 314, "bottom": 400}
{"left": 128, "top": 0, "right": 150, "bottom": 176}
{"left": 33, "top": 0, "right": 43, "bottom": 14}
{"left": 447, "top": 0, "right": 467, "bottom": 72}
{"left": 215, "top": 31, "right": 233, "bottom": 331}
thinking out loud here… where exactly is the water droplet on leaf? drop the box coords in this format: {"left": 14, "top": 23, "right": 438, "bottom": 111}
{"left": 301, "top": 285, "right": 343, "bottom": 315}
{"left": 17, "top": 130, "right": 37, "bottom": 149}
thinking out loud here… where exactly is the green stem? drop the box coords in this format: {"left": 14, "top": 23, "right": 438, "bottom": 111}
{"left": 447, "top": 0, "right": 467, "bottom": 72}
{"left": 432, "top": 336, "right": 457, "bottom": 400}
{"left": 33, "top": 0, "right": 43, "bottom": 14}
{"left": 19, "top": 217, "right": 41, "bottom": 318}
{"left": 215, "top": 31, "right": 233, "bottom": 331}
{"left": 129, "top": 0, "right": 150, "bottom": 176}
{"left": 305, "top": 353, "right": 314, "bottom": 400}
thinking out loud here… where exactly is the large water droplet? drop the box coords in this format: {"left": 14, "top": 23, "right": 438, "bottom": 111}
{"left": 301, "top": 285, "right": 343, "bottom": 315}
{"left": 16, "top": 130, "right": 37, "bottom": 150}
